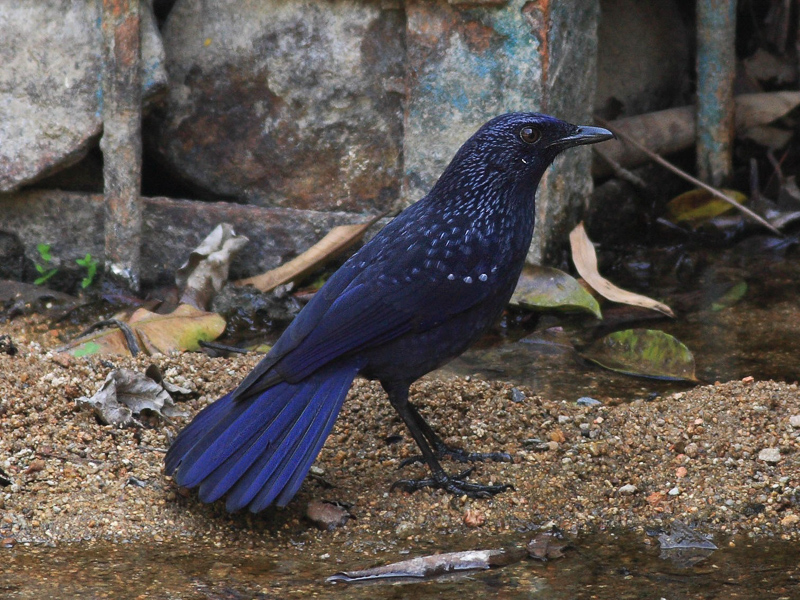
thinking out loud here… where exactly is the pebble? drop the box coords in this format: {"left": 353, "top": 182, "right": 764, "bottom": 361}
{"left": 1, "top": 320, "right": 800, "bottom": 550}
{"left": 463, "top": 509, "right": 485, "bottom": 528}
{"left": 758, "top": 448, "right": 781, "bottom": 464}
{"left": 305, "top": 500, "right": 351, "bottom": 531}
{"left": 577, "top": 397, "right": 601, "bottom": 406}
{"left": 789, "top": 415, "right": 800, "bottom": 428}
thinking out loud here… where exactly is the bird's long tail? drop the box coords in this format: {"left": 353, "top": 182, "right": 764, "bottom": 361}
{"left": 165, "top": 362, "right": 360, "bottom": 512}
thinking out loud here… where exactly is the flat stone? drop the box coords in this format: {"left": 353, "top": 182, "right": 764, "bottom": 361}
{"left": 0, "top": 190, "right": 378, "bottom": 289}
{"left": 789, "top": 415, "right": 800, "bottom": 428}
{"left": 758, "top": 448, "right": 781, "bottom": 464}
{"left": 151, "top": 0, "right": 405, "bottom": 213}
{"left": 0, "top": 1, "right": 166, "bottom": 192}
{"left": 618, "top": 484, "right": 637, "bottom": 495}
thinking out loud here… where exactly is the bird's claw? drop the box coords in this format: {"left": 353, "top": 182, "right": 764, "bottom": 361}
{"left": 390, "top": 467, "right": 512, "bottom": 499}
{"left": 398, "top": 446, "right": 512, "bottom": 469}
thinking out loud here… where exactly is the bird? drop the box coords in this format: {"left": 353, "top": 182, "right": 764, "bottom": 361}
{"left": 165, "top": 112, "right": 613, "bottom": 512}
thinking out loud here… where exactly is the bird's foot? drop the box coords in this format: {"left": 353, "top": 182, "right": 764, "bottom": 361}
{"left": 399, "top": 444, "right": 512, "bottom": 469}
{"left": 390, "top": 467, "right": 512, "bottom": 499}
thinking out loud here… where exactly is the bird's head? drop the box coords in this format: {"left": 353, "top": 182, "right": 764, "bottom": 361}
{"left": 436, "top": 112, "right": 613, "bottom": 196}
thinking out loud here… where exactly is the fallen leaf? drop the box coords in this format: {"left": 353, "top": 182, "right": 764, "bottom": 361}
{"left": 76, "top": 368, "right": 190, "bottom": 427}
{"left": 237, "top": 215, "right": 383, "bottom": 293}
{"left": 666, "top": 188, "right": 748, "bottom": 224}
{"left": 511, "top": 265, "right": 602, "bottom": 318}
{"left": 582, "top": 329, "right": 697, "bottom": 382}
{"left": 128, "top": 304, "right": 226, "bottom": 354}
{"left": 176, "top": 223, "right": 249, "bottom": 309}
{"left": 58, "top": 304, "right": 226, "bottom": 357}
{"left": 570, "top": 223, "right": 674, "bottom": 317}
{"left": 735, "top": 91, "right": 800, "bottom": 132}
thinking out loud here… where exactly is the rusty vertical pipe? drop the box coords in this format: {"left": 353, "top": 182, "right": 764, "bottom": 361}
{"left": 100, "top": 0, "right": 143, "bottom": 291}
{"left": 696, "top": 0, "right": 737, "bottom": 187}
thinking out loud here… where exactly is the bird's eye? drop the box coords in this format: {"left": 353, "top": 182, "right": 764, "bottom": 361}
{"left": 519, "top": 125, "right": 541, "bottom": 144}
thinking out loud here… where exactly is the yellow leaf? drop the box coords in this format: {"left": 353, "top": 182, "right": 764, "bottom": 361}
{"left": 666, "top": 188, "right": 747, "bottom": 223}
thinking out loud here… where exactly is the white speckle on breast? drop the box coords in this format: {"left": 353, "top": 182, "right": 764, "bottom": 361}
{"left": 463, "top": 276, "right": 473, "bottom": 284}
{"left": 447, "top": 274, "right": 455, "bottom": 281}
{"left": 479, "top": 273, "right": 488, "bottom": 282}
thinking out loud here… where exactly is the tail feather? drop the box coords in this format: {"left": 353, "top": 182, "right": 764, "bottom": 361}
{"left": 273, "top": 385, "right": 348, "bottom": 506}
{"left": 200, "top": 378, "right": 321, "bottom": 506}
{"left": 177, "top": 383, "right": 295, "bottom": 488}
{"left": 165, "top": 361, "right": 359, "bottom": 511}
{"left": 245, "top": 374, "right": 347, "bottom": 511}
{"left": 164, "top": 391, "right": 238, "bottom": 475}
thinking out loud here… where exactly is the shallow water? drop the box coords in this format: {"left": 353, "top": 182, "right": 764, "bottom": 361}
{"left": 445, "top": 238, "right": 800, "bottom": 402}
{"left": 3, "top": 532, "right": 798, "bottom": 599}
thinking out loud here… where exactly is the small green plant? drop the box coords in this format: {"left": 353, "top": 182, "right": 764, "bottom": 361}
{"left": 76, "top": 253, "right": 99, "bottom": 289}
{"left": 34, "top": 243, "right": 58, "bottom": 285}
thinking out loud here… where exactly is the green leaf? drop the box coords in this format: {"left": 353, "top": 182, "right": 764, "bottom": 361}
{"left": 583, "top": 329, "right": 697, "bottom": 382}
{"left": 36, "top": 243, "right": 52, "bottom": 262}
{"left": 511, "top": 266, "right": 602, "bottom": 318}
{"left": 34, "top": 268, "right": 58, "bottom": 285}
{"left": 73, "top": 341, "right": 101, "bottom": 357}
{"left": 76, "top": 253, "right": 98, "bottom": 288}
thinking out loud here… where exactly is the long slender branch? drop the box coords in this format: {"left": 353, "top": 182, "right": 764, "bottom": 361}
{"left": 595, "top": 117, "right": 782, "bottom": 236}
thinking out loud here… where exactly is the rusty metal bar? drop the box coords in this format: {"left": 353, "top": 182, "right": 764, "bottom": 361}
{"left": 100, "top": 0, "right": 143, "bottom": 291}
{"left": 696, "top": 0, "right": 737, "bottom": 187}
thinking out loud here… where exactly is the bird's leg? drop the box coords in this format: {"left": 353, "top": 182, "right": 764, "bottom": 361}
{"left": 397, "top": 400, "right": 512, "bottom": 468}
{"left": 385, "top": 383, "right": 511, "bottom": 499}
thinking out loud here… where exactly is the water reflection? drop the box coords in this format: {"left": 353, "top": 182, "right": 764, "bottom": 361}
{"left": 2, "top": 532, "right": 798, "bottom": 599}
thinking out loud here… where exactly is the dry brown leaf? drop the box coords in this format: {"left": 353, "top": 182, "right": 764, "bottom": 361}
{"left": 176, "top": 223, "right": 249, "bottom": 309}
{"left": 58, "top": 304, "right": 226, "bottom": 357}
{"left": 734, "top": 91, "right": 800, "bottom": 131}
{"left": 236, "top": 215, "right": 382, "bottom": 293}
{"left": 569, "top": 223, "right": 674, "bottom": 317}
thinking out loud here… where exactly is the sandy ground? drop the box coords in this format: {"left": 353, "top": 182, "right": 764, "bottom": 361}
{"left": 1, "top": 314, "right": 799, "bottom": 553}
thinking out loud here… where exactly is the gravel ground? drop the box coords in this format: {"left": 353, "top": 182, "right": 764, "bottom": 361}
{"left": 1, "top": 315, "right": 799, "bottom": 552}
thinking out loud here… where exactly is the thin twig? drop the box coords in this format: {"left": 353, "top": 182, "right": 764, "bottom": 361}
{"left": 593, "top": 147, "right": 649, "bottom": 190}
{"left": 596, "top": 117, "right": 782, "bottom": 236}
{"left": 75, "top": 319, "right": 141, "bottom": 356}
{"left": 198, "top": 340, "right": 250, "bottom": 354}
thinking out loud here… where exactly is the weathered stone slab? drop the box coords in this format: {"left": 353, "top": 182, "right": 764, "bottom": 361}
{"left": 403, "top": 0, "right": 600, "bottom": 264}
{"left": 403, "top": 0, "right": 545, "bottom": 201}
{"left": 151, "top": 0, "right": 405, "bottom": 212}
{"left": 0, "top": 190, "right": 376, "bottom": 289}
{"left": 0, "top": 1, "right": 166, "bottom": 192}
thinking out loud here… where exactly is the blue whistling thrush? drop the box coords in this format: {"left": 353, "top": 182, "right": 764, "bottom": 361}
{"left": 165, "top": 113, "right": 614, "bottom": 512}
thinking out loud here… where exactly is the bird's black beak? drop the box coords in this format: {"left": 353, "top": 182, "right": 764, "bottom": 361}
{"left": 550, "top": 125, "right": 615, "bottom": 150}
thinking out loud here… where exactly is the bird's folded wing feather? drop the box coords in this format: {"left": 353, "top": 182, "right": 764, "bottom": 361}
{"left": 232, "top": 232, "right": 498, "bottom": 400}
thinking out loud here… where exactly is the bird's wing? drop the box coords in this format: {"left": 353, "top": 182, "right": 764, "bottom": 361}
{"left": 232, "top": 210, "right": 502, "bottom": 399}
{"left": 272, "top": 246, "right": 498, "bottom": 383}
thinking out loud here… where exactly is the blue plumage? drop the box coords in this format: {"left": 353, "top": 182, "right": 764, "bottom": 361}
{"left": 165, "top": 113, "right": 613, "bottom": 511}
